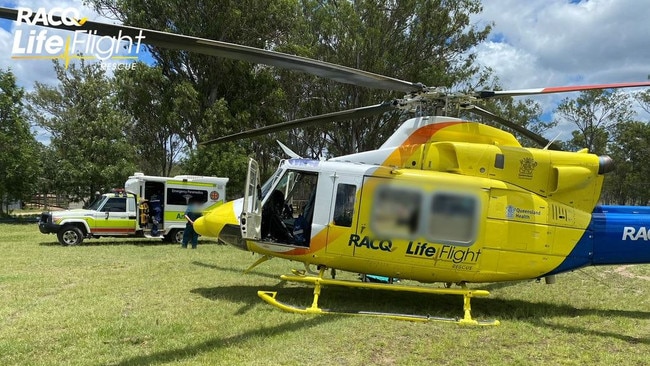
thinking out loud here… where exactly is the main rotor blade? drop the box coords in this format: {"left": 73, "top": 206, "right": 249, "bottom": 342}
{"left": 476, "top": 81, "right": 650, "bottom": 99}
{"left": 0, "top": 7, "right": 422, "bottom": 93}
{"left": 201, "top": 102, "right": 396, "bottom": 145}
{"left": 466, "top": 105, "right": 561, "bottom": 150}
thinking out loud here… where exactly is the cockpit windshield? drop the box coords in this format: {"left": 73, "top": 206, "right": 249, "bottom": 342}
{"left": 261, "top": 166, "right": 284, "bottom": 199}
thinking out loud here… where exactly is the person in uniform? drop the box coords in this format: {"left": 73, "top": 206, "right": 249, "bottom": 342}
{"left": 182, "top": 200, "right": 202, "bottom": 249}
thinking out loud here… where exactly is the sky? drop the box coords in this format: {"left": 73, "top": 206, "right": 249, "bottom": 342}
{"left": 471, "top": 0, "right": 650, "bottom": 137}
{"left": 1, "top": 0, "right": 649, "bottom": 142}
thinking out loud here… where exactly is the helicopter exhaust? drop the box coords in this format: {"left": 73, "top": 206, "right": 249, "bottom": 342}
{"left": 598, "top": 155, "right": 614, "bottom": 174}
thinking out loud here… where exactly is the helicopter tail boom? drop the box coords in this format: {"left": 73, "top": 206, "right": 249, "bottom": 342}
{"left": 591, "top": 206, "right": 650, "bottom": 265}
{"left": 549, "top": 205, "right": 650, "bottom": 275}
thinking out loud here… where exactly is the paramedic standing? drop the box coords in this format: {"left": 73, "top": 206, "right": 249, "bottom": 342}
{"left": 182, "top": 200, "right": 202, "bottom": 249}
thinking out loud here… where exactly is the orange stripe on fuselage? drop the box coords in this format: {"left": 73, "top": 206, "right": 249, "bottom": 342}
{"left": 282, "top": 224, "right": 347, "bottom": 255}
{"left": 382, "top": 122, "right": 460, "bottom": 167}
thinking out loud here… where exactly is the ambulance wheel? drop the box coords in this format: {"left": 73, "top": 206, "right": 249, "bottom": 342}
{"left": 166, "top": 229, "right": 184, "bottom": 244}
{"left": 58, "top": 226, "right": 84, "bottom": 246}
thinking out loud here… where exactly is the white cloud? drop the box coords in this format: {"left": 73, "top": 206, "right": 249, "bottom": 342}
{"left": 469, "top": 0, "right": 650, "bottom": 138}
{"left": 476, "top": 0, "right": 650, "bottom": 81}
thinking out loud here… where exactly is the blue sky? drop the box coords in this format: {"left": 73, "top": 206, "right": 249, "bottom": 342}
{"left": 0, "top": 17, "right": 11, "bottom": 32}
{"left": 2, "top": 0, "right": 649, "bottom": 142}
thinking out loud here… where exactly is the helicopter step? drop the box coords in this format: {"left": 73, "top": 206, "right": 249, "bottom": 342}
{"left": 258, "top": 268, "right": 499, "bottom": 326}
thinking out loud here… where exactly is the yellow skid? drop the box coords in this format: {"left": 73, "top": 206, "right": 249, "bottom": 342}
{"left": 259, "top": 271, "right": 500, "bottom": 326}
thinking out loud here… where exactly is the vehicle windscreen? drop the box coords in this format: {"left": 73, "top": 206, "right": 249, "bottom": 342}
{"left": 86, "top": 197, "right": 105, "bottom": 211}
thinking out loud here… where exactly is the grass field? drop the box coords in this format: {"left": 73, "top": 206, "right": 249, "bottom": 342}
{"left": 1, "top": 223, "right": 649, "bottom": 365}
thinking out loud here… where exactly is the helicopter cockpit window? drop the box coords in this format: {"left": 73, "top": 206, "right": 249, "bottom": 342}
{"left": 372, "top": 187, "right": 420, "bottom": 237}
{"left": 333, "top": 184, "right": 357, "bottom": 227}
{"left": 428, "top": 193, "right": 477, "bottom": 245}
{"left": 261, "top": 170, "right": 318, "bottom": 246}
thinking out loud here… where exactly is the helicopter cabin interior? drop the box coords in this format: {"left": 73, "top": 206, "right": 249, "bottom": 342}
{"left": 261, "top": 170, "right": 318, "bottom": 246}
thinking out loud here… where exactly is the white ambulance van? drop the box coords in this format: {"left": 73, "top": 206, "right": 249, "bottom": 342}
{"left": 38, "top": 173, "right": 228, "bottom": 245}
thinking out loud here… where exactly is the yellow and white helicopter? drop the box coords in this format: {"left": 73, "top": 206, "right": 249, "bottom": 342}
{"left": 5, "top": 6, "right": 650, "bottom": 325}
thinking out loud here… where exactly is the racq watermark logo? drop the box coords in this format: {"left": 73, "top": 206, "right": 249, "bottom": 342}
{"left": 10, "top": 7, "right": 145, "bottom": 70}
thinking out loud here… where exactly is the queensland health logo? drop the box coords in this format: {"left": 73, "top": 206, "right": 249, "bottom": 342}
{"left": 10, "top": 7, "right": 145, "bottom": 69}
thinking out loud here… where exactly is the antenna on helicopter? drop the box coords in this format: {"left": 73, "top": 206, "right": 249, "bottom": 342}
{"left": 543, "top": 132, "right": 563, "bottom": 150}
{"left": 276, "top": 140, "right": 301, "bottom": 159}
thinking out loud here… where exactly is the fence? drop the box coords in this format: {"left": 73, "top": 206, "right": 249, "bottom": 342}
{"left": 23, "top": 194, "right": 70, "bottom": 210}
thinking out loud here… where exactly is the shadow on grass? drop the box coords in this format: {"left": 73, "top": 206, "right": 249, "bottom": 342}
{"left": 191, "top": 261, "right": 281, "bottom": 281}
{"left": 475, "top": 280, "right": 532, "bottom": 292}
{"left": 38, "top": 239, "right": 219, "bottom": 247}
{"left": 195, "top": 283, "right": 650, "bottom": 319}
{"left": 531, "top": 319, "right": 650, "bottom": 345}
{"left": 109, "top": 316, "right": 336, "bottom": 366}
{"left": 193, "top": 282, "right": 650, "bottom": 343}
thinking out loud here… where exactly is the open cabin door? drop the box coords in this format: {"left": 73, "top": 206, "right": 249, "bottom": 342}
{"left": 241, "top": 158, "right": 262, "bottom": 240}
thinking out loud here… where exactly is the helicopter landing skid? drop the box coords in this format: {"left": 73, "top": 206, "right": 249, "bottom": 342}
{"left": 258, "top": 268, "right": 500, "bottom": 326}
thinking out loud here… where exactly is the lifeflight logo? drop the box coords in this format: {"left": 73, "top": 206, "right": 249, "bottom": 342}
{"left": 10, "top": 7, "right": 145, "bottom": 68}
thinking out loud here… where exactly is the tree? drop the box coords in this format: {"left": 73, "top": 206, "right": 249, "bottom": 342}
{"left": 183, "top": 144, "right": 250, "bottom": 200}
{"left": 88, "top": 0, "right": 492, "bottom": 169}
{"left": 114, "top": 62, "right": 198, "bottom": 176}
{"left": 88, "top": 0, "right": 298, "bottom": 175}
{"left": 0, "top": 69, "right": 41, "bottom": 214}
{"left": 556, "top": 90, "right": 633, "bottom": 154}
{"left": 277, "top": 0, "right": 493, "bottom": 157}
{"left": 28, "top": 60, "right": 137, "bottom": 204}
{"left": 634, "top": 89, "right": 650, "bottom": 116}
{"left": 181, "top": 99, "right": 251, "bottom": 198}
{"left": 601, "top": 121, "right": 650, "bottom": 205}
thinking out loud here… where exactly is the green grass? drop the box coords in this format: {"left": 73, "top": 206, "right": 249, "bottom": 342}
{"left": 1, "top": 223, "right": 649, "bottom": 365}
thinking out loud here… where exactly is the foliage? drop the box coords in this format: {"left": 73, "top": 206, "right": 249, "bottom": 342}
{"left": 12, "top": 0, "right": 646, "bottom": 208}
{"left": 0, "top": 69, "right": 41, "bottom": 215}
{"left": 556, "top": 90, "right": 633, "bottom": 155}
{"left": 114, "top": 62, "right": 198, "bottom": 176}
{"left": 276, "top": 0, "right": 493, "bottom": 156}
{"left": 28, "top": 60, "right": 137, "bottom": 203}
{"left": 87, "top": 0, "right": 492, "bottom": 170}
{"left": 183, "top": 144, "right": 250, "bottom": 200}
{"left": 553, "top": 89, "right": 650, "bottom": 204}
{"left": 88, "top": 0, "right": 297, "bottom": 175}
{"left": 601, "top": 121, "right": 650, "bottom": 205}
{"left": 634, "top": 89, "right": 650, "bottom": 115}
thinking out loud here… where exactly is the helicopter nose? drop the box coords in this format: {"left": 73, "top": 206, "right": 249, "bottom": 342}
{"left": 194, "top": 200, "right": 238, "bottom": 237}
{"left": 194, "top": 199, "right": 246, "bottom": 250}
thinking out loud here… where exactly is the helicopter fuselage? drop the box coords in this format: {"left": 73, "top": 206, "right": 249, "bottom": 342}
{"left": 193, "top": 116, "right": 650, "bottom": 284}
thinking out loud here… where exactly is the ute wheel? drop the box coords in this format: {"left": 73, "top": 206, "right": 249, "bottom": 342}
{"left": 57, "top": 226, "right": 84, "bottom": 246}
{"left": 165, "top": 229, "right": 184, "bottom": 244}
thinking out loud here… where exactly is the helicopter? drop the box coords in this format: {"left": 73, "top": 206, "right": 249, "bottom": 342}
{"left": 4, "top": 6, "right": 650, "bottom": 326}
